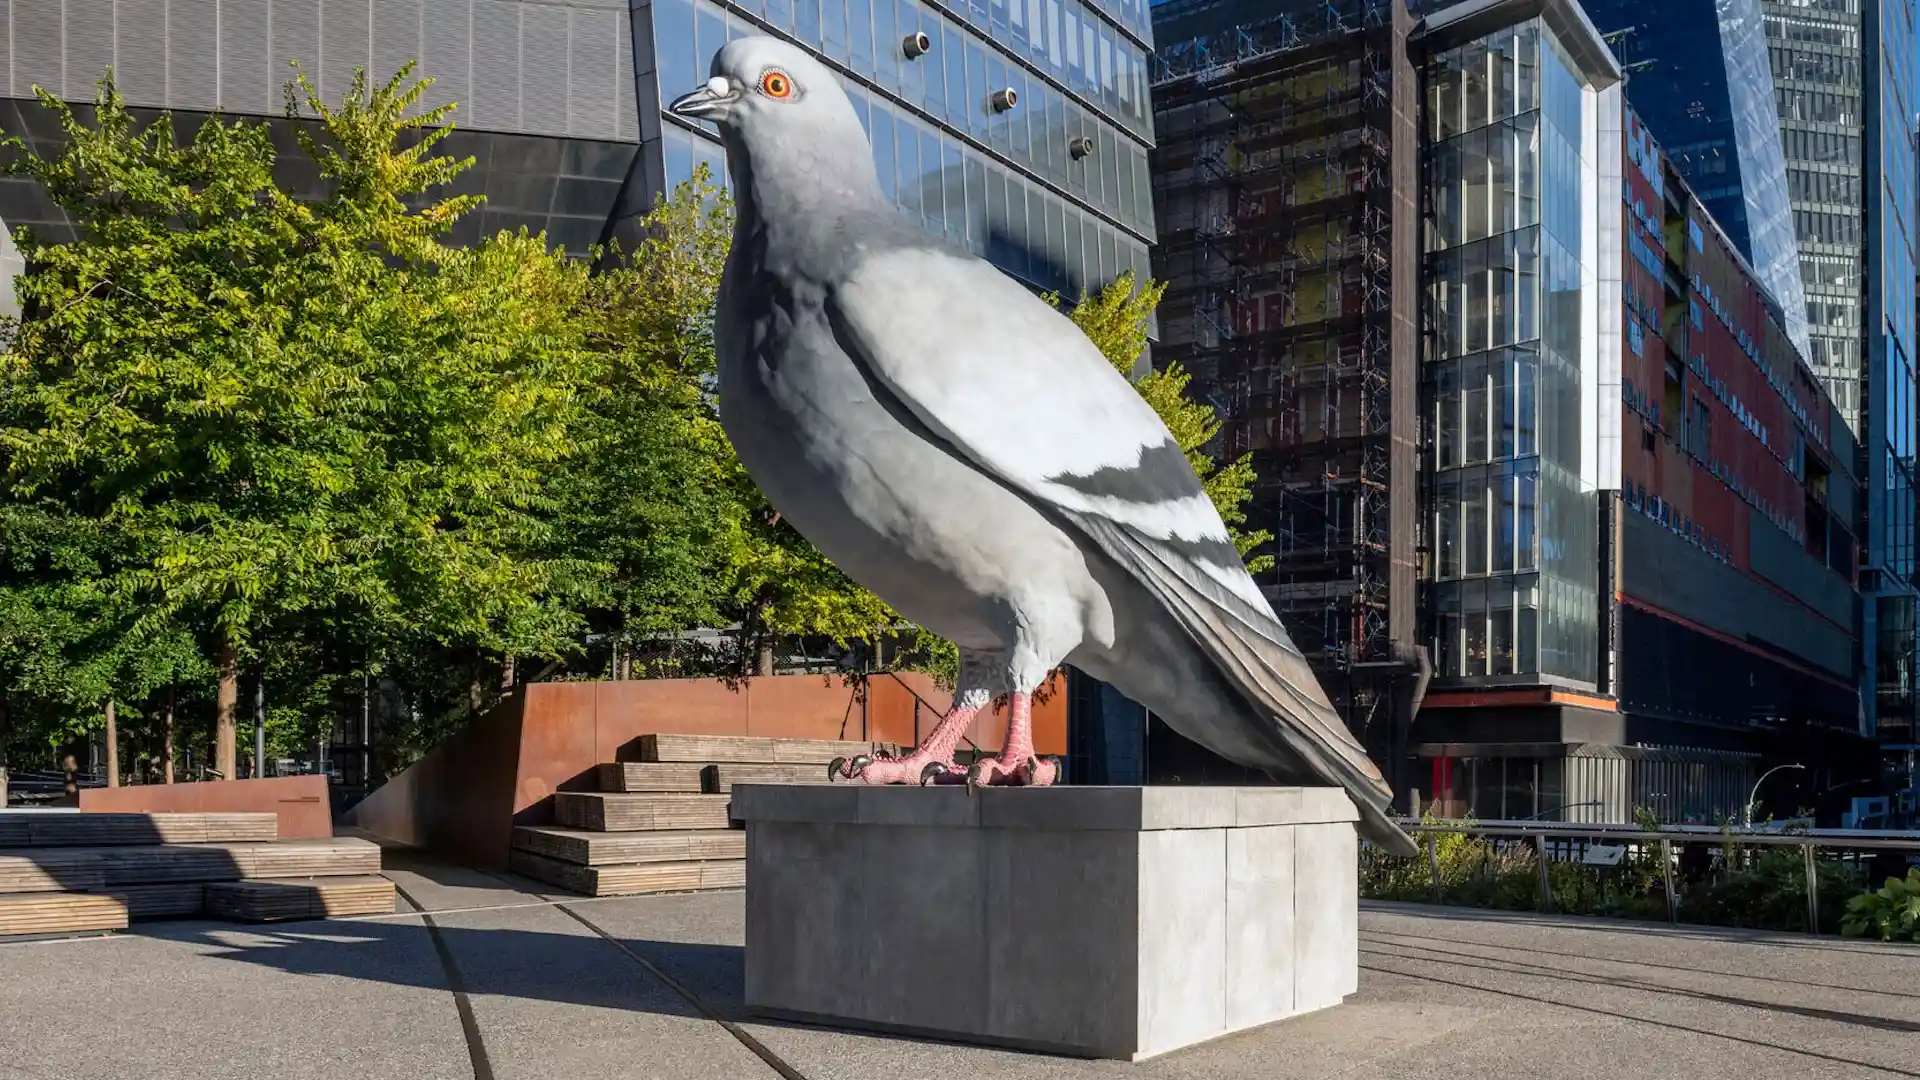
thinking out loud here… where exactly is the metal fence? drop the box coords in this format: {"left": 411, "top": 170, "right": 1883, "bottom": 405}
{"left": 1366, "top": 819, "right": 1920, "bottom": 936}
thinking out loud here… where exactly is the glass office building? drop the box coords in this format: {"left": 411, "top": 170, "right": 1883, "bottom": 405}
{"left": 1762, "top": 0, "right": 1918, "bottom": 747}
{"left": 1423, "top": 16, "right": 1618, "bottom": 686}
{"left": 637, "top": 0, "right": 1157, "bottom": 298}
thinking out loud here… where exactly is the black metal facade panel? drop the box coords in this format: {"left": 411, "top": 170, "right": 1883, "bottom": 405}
{"left": 0, "top": 105, "right": 636, "bottom": 257}
{"left": 0, "top": 0, "right": 639, "bottom": 143}
{"left": 1621, "top": 505, "right": 1853, "bottom": 679}
{"left": 1616, "top": 603, "right": 1858, "bottom": 733}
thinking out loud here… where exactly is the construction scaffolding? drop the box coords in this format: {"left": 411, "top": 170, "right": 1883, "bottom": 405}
{"left": 1150, "top": 0, "right": 1421, "bottom": 743}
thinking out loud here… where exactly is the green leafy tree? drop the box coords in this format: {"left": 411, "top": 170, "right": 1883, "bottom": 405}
{"left": 0, "top": 67, "right": 601, "bottom": 774}
{"left": 559, "top": 167, "right": 741, "bottom": 676}
{"left": 1059, "top": 271, "right": 1272, "bottom": 573}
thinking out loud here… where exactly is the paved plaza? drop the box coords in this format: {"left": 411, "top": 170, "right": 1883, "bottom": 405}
{"left": 1, "top": 854, "right": 1915, "bottom": 1080}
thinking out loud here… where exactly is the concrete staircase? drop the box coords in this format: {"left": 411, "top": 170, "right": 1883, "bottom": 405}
{"left": 508, "top": 734, "right": 892, "bottom": 897}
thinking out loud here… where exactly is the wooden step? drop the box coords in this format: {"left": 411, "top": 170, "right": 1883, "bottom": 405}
{"left": 508, "top": 849, "right": 744, "bottom": 897}
{"left": 552, "top": 793, "right": 734, "bottom": 832}
{"left": 203, "top": 876, "right": 396, "bottom": 923}
{"left": 595, "top": 761, "right": 835, "bottom": 793}
{"left": 0, "top": 838, "right": 380, "bottom": 893}
{"left": 703, "top": 763, "right": 838, "bottom": 792}
{"left": 633, "top": 734, "right": 883, "bottom": 765}
{"left": 99, "top": 883, "right": 205, "bottom": 920}
{"left": 512, "top": 826, "right": 745, "bottom": 866}
{"left": 594, "top": 762, "right": 707, "bottom": 793}
{"left": 0, "top": 850, "right": 106, "bottom": 893}
{"left": 0, "top": 812, "right": 277, "bottom": 847}
{"left": 243, "top": 837, "right": 383, "bottom": 879}
{"left": 0, "top": 892, "right": 128, "bottom": 937}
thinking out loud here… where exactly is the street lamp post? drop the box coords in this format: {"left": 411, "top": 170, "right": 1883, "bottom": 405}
{"left": 1745, "top": 763, "right": 1805, "bottom": 828}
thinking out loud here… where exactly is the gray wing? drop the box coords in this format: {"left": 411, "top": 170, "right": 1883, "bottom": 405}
{"left": 827, "top": 244, "right": 1415, "bottom": 856}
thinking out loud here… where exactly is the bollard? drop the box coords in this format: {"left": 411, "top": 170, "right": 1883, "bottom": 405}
{"left": 1660, "top": 838, "right": 1679, "bottom": 924}
{"left": 1801, "top": 843, "right": 1820, "bottom": 935}
{"left": 1534, "top": 833, "right": 1553, "bottom": 913}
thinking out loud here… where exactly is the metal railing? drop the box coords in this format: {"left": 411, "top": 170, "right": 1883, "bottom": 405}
{"left": 1369, "top": 818, "right": 1920, "bottom": 936}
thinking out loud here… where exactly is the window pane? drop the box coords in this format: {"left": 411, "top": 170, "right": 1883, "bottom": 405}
{"left": 1464, "top": 468, "right": 1488, "bottom": 576}
{"left": 896, "top": 119, "right": 923, "bottom": 219}
{"left": 654, "top": 0, "right": 697, "bottom": 108}
{"left": 1009, "top": 70, "right": 1031, "bottom": 166}
{"left": 871, "top": 104, "right": 897, "bottom": 199}
{"left": 872, "top": 0, "right": 899, "bottom": 90}
{"left": 665, "top": 128, "right": 693, "bottom": 192}
{"left": 965, "top": 153, "right": 988, "bottom": 254}
{"left": 898, "top": 0, "right": 925, "bottom": 106}
{"left": 848, "top": 0, "right": 873, "bottom": 73}
{"left": 944, "top": 23, "right": 968, "bottom": 128}
{"left": 919, "top": 130, "right": 942, "bottom": 231}
{"left": 765, "top": 0, "right": 793, "bottom": 34}
{"left": 794, "top": 0, "right": 821, "bottom": 47}
{"left": 943, "top": 139, "right": 965, "bottom": 246}
{"left": 966, "top": 40, "right": 990, "bottom": 138}
{"left": 822, "top": 0, "right": 848, "bottom": 60}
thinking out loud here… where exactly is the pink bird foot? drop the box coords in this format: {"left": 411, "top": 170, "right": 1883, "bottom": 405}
{"left": 829, "top": 698, "right": 982, "bottom": 785}
{"left": 961, "top": 689, "right": 1057, "bottom": 790}
{"left": 829, "top": 750, "right": 966, "bottom": 786}
{"left": 965, "top": 752, "right": 1061, "bottom": 788}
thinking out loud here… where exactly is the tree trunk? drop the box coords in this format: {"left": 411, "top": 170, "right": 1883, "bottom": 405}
{"left": 756, "top": 636, "right": 776, "bottom": 677}
{"left": 500, "top": 654, "right": 517, "bottom": 693}
{"left": 62, "top": 747, "right": 78, "bottom": 800}
{"left": 104, "top": 699, "right": 119, "bottom": 788}
{"left": 0, "top": 691, "right": 10, "bottom": 808}
{"left": 162, "top": 687, "right": 176, "bottom": 784}
{"left": 467, "top": 655, "right": 485, "bottom": 717}
{"left": 216, "top": 634, "right": 239, "bottom": 781}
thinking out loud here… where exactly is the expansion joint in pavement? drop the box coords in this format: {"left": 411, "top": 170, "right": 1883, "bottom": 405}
{"left": 555, "top": 904, "right": 810, "bottom": 1080}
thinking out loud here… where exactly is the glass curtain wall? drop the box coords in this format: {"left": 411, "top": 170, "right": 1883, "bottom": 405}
{"left": 1426, "top": 20, "right": 1599, "bottom": 685}
{"left": 648, "top": 0, "right": 1154, "bottom": 298}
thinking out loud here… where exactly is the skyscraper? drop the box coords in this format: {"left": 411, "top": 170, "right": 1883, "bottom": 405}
{"left": 1765, "top": 0, "right": 1917, "bottom": 763}
{"left": 1582, "top": 0, "right": 1810, "bottom": 361}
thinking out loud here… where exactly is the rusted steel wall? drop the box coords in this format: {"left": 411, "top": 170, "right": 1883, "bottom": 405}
{"left": 348, "top": 673, "right": 1067, "bottom": 869}
{"left": 78, "top": 774, "right": 333, "bottom": 839}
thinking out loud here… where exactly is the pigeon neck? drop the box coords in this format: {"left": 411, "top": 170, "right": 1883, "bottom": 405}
{"left": 726, "top": 128, "right": 888, "bottom": 234}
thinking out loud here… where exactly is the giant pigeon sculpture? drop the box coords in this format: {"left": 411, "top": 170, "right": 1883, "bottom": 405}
{"left": 670, "top": 37, "right": 1418, "bottom": 856}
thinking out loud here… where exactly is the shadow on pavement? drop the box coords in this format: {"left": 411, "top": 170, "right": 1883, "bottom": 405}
{"left": 138, "top": 916, "right": 746, "bottom": 1023}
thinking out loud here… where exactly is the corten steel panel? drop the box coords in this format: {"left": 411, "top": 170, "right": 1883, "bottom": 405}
{"left": 519, "top": 680, "right": 604, "bottom": 814}
{"left": 77, "top": 775, "right": 333, "bottom": 839}
{"left": 347, "top": 689, "right": 528, "bottom": 868}
{"left": 352, "top": 673, "right": 1067, "bottom": 868}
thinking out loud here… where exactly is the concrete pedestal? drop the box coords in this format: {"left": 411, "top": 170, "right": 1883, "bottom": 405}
{"left": 733, "top": 784, "right": 1359, "bottom": 1061}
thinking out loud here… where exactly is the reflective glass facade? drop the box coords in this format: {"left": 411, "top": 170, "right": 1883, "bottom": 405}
{"left": 1425, "top": 21, "right": 1599, "bottom": 685}
{"left": 641, "top": 0, "right": 1155, "bottom": 296}
{"left": 1756, "top": 0, "right": 1918, "bottom": 742}
{"left": 1583, "top": 0, "right": 1811, "bottom": 363}
{"left": 1860, "top": 0, "right": 1918, "bottom": 743}
{"left": 1764, "top": 0, "right": 1871, "bottom": 431}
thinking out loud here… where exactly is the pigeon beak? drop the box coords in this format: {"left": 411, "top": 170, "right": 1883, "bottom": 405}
{"left": 669, "top": 76, "right": 739, "bottom": 119}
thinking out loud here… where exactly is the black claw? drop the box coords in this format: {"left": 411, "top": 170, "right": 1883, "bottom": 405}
{"left": 919, "top": 762, "right": 947, "bottom": 786}
{"left": 849, "top": 754, "right": 873, "bottom": 778}
{"left": 965, "top": 760, "right": 984, "bottom": 796}
{"left": 828, "top": 756, "right": 846, "bottom": 781}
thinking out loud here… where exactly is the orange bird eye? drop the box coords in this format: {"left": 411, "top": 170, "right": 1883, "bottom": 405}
{"left": 761, "top": 71, "right": 793, "bottom": 98}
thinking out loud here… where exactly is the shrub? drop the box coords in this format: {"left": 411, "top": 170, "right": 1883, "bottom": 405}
{"left": 1841, "top": 869, "right": 1920, "bottom": 942}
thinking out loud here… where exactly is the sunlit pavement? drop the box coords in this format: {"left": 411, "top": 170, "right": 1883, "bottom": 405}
{"left": 2, "top": 856, "right": 1914, "bottom": 1080}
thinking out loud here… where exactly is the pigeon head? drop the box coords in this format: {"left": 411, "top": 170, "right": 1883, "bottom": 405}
{"left": 667, "top": 37, "right": 878, "bottom": 202}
